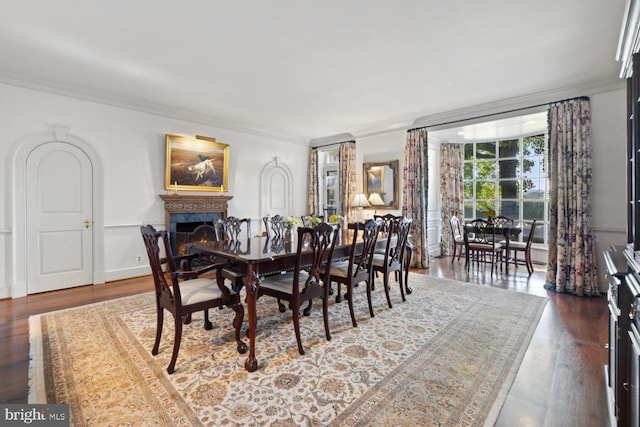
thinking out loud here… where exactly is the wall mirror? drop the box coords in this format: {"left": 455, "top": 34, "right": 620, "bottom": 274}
{"left": 363, "top": 160, "right": 399, "bottom": 210}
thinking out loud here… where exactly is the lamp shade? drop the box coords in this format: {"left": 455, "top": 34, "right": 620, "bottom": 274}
{"left": 368, "top": 192, "right": 384, "bottom": 206}
{"left": 351, "top": 193, "right": 371, "bottom": 208}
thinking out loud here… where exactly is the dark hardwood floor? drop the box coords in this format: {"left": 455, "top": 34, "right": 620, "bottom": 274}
{"left": 0, "top": 257, "right": 609, "bottom": 426}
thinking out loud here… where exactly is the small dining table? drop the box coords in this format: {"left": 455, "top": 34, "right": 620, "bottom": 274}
{"left": 188, "top": 229, "right": 390, "bottom": 372}
{"left": 463, "top": 221, "right": 522, "bottom": 272}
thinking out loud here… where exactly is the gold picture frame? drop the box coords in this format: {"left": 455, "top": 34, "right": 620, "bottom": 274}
{"left": 165, "top": 134, "right": 229, "bottom": 192}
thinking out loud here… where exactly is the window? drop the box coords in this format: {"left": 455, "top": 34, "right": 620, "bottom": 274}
{"left": 318, "top": 148, "right": 340, "bottom": 217}
{"left": 463, "top": 133, "right": 547, "bottom": 244}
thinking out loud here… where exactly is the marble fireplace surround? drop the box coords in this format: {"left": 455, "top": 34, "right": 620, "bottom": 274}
{"left": 159, "top": 194, "right": 232, "bottom": 255}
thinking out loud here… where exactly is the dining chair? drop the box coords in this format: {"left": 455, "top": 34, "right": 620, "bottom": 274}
{"left": 216, "top": 216, "right": 252, "bottom": 241}
{"left": 300, "top": 214, "right": 324, "bottom": 227}
{"left": 324, "top": 219, "right": 380, "bottom": 327}
{"left": 257, "top": 222, "right": 339, "bottom": 355}
{"left": 449, "top": 215, "right": 465, "bottom": 263}
{"left": 263, "top": 214, "right": 286, "bottom": 238}
{"left": 371, "top": 216, "right": 412, "bottom": 313}
{"left": 215, "top": 216, "right": 252, "bottom": 292}
{"left": 463, "top": 218, "right": 504, "bottom": 277}
{"left": 140, "top": 224, "right": 246, "bottom": 374}
{"left": 508, "top": 219, "right": 537, "bottom": 275}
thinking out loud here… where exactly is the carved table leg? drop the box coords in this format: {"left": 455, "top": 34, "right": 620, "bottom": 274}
{"left": 404, "top": 242, "right": 413, "bottom": 294}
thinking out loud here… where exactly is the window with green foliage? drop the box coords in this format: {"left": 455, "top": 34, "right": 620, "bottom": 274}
{"left": 463, "top": 134, "right": 547, "bottom": 244}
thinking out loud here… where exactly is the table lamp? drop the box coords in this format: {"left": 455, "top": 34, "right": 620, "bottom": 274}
{"left": 368, "top": 192, "right": 385, "bottom": 215}
{"left": 351, "top": 193, "right": 370, "bottom": 221}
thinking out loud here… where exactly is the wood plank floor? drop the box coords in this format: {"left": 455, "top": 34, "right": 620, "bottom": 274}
{"left": 0, "top": 257, "right": 609, "bottom": 426}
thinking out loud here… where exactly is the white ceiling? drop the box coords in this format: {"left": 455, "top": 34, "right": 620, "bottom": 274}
{"left": 0, "top": 1, "right": 627, "bottom": 144}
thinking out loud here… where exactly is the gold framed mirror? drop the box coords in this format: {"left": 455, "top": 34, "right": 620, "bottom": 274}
{"left": 363, "top": 160, "right": 399, "bottom": 210}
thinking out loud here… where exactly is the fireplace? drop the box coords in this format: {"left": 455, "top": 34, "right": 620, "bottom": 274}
{"left": 160, "top": 194, "right": 232, "bottom": 255}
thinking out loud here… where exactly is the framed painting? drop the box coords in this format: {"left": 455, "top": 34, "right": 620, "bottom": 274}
{"left": 165, "top": 134, "right": 229, "bottom": 192}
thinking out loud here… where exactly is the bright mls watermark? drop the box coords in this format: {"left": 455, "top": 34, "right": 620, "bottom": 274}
{"left": 1, "top": 405, "right": 69, "bottom": 426}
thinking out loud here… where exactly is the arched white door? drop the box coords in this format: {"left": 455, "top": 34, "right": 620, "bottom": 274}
{"left": 26, "top": 142, "right": 93, "bottom": 294}
{"left": 260, "top": 158, "right": 293, "bottom": 233}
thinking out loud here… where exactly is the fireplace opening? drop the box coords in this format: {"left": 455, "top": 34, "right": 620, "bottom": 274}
{"left": 173, "top": 219, "right": 220, "bottom": 256}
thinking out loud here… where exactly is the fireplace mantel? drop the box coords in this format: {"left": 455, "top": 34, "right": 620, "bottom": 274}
{"left": 159, "top": 194, "right": 233, "bottom": 254}
{"left": 159, "top": 194, "right": 232, "bottom": 230}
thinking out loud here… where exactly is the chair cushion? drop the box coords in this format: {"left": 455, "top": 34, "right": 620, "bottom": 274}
{"left": 260, "top": 271, "right": 310, "bottom": 294}
{"left": 179, "top": 278, "right": 236, "bottom": 305}
{"left": 467, "top": 242, "right": 503, "bottom": 251}
{"left": 508, "top": 242, "right": 527, "bottom": 250}
{"left": 327, "top": 261, "right": 350, "bottom": 278}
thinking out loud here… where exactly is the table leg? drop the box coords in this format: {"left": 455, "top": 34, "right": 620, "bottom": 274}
{"left": 503, "top": 231, "right": 510, "bottom": 274}
{"left": 243, "top": 263, "right": 259, "bottom": 372}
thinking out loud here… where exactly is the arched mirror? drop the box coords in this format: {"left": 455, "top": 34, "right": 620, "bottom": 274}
{"left": 363, "top": 160, "right": 399, "bottom": 210}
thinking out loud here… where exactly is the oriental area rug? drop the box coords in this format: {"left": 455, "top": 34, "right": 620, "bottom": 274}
{"left": 29, "top": 274, "right": 547, "bottom": 426}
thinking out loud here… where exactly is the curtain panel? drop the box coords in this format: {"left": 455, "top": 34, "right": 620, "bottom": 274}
{"left": 440, "top": 143, "right": 464, "bottom": 256}
{"left": 339, "top": 142, "right": 357, "bottom": 225}
{"left": 403, "top": 128, "right": 429, "bottom": 269}
{"left": 544, "top": 97, "right": 600, "bottom": 296}
{"left": 307, "top": 149, "right": 319, "bottom": 214}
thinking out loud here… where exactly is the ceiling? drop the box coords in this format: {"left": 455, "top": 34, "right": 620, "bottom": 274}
{"left": 0, "top": 1, "right": 627, "bottom": 144}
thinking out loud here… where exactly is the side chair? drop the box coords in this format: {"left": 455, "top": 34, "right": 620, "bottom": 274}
{"left": 508, "top": 219, "right": 537, "bottom": 275}
{"left": 464, "top": 218, "right": 503, "bottom": 277}
{"left": 449, "top": 215, "right": 465, "bottom": 263}
{"left": 263, "top": 214, "right": 286, "bottom": 239}
{"left": 257, "top": 222, "right": 339, "bottom": 355}
{"left": 140, "top": 224, "right": 247, "bottom": 374}
{"left": 215, "top": 216, "right": 252, "bottom": 292}
{"left": 371, "top": 216, "right": 412, "bottom": 313}
{"left": 324, "top": 219, "right": 380, "bottom": 326}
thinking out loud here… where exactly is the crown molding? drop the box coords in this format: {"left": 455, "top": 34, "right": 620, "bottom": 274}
{"left": 347, "top": 78, "right": 625, "bottom": 140}
{"left": 0, "top": 70, "right": 309, "bottom": 146}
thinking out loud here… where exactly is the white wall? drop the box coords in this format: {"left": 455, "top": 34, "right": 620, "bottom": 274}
{"left": 0, "top": 83, "right": 309, "bottom": 297}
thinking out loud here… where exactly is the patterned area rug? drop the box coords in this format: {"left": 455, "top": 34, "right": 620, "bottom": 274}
{"left": 29, "top": 274, "right": 547, "bottom": 426}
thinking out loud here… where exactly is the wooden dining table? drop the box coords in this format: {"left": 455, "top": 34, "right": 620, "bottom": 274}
{"left": 188, "top": 229, "right": 392, "bottom": 372}
{"left": 463, "top": 222, "right": 522, "bottom": 272}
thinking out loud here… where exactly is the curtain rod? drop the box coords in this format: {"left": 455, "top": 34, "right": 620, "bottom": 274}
{"left": 407, "top": 95, "right": 590, "bottom": 132}
{"left": 311, "top": 140, "right": 355, "bottom": 149}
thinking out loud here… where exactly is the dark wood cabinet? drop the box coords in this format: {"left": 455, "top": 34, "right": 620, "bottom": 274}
{"left": 604, "top": 49, "right": 640, "bottom": 426}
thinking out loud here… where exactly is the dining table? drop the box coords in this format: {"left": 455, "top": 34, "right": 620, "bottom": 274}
{"left": 463, "top": 221, "right": 522, "bottom": 272}
{"left": 188, "top": 227, "right": 394, "bottom": 372}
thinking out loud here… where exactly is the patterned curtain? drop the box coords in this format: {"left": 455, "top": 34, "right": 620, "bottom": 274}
{"left": 339, "top": 142, "right": 357, "bottom": 225}
{"left": 440, "top": 143, "right": 464, "bottom": 256}
{"left": 544, "top": 97, "right": 600, "bottom": 296}
{"left": 403, "top": 128, "right": 429, "bottom": 268}
{"left": 307, "top": 149, "right": 319, "bottom": 214}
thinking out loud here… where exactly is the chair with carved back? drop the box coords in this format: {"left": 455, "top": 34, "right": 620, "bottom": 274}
{"left": 324, "top": 219, "right": 380, "bottom": 326}
{"left": 263, "top": 214, "right": 286, "bottom": 239}
{"left": 508, "top": 219, "right": 537, "bottom": 275}
{"left": 214, "top": 216, "right": 252, "bottom": 292}
{"left": 449, "top": 214, "right": 465, "bottom": 263}
{"left": 140, "top": 224, "right": 246, "bottom": 374}
{"left": 257, "top": 222, "right": 339, "bottom": 355}
{"left": 463, "top": 218, "right": 504, "bottom": 277}
{"left": 371, "top": 217, "right": 412, "bottom": 313}
{"left": 300, "top": 214, "right": 324, "bottom": 227}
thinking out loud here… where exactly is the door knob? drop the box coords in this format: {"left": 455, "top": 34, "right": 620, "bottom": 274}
{"left": 84, "top": 220, "right": 91, "bottom": 229}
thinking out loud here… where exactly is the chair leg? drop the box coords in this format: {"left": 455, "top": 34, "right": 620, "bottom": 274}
{"left": 167, "top": 316, "right": 184, "bottom": 374}
{"left": 203, "top": 309, "right": 212, "bottom": 330}
{"left": 525, "top": 250, "right": 534, "bottom": 275}
{"left": 398, "top": 268, "right": 406, "bottom": 302}
{"left": 451, "top": 243, "right": 457, "bottom": 263}
{"left": 152, "top": 306, "right": 164, "bottom": 356}
{"left": 383, "top": 273, "right": 393, "bottom": 309}
{"left": 323, "top": 292, "right": 332, "bottom": 341}
{"left": 292, "top": 304, "right": 305, "bottom": 355}
{"left": 277, "top": 298, "right": 286, "bottom": 313}
{"left": 366, "top": 276, "right": 375, "bottom": 318}
{"left": 347, "top": 282, "right": 358, "bottom": 327}
{"left": 335, "top": 283, "right": 342, "bottom": 303}
{"left": 230, "top": 303, "right": 248, "bottom": 354}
